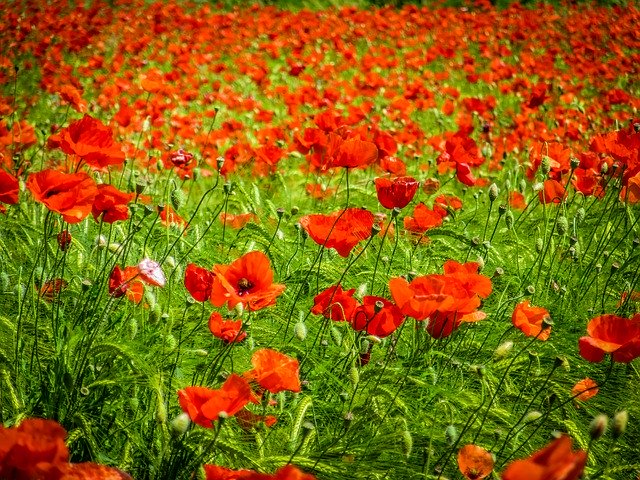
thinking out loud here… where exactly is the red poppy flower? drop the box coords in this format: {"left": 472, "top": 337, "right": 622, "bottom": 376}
{"left": 351, "top": 296, "right": 405, "bottom": 338}
{"left": 92, "top": 184, "right": 135, "bottom": 223}
{"left": 512, "top": 300, "right": 552, "bottom": 341}
{"left": 433, "top": 194, "right": 463, "bottom": 218}
{"left": 329, "top": 138, "right": 378, "bottom": 169}
{"left": 159, "top": 205, "right": 188, "bottom": 229}
{"left": 27, "top": 169, "right": 97, "bottom": 224}
{"left": 203, "top": 464, "right": 315, "bottom": 480}
{"left": 571, "top": 378, "right": 598, "bottom": 402}
{"left": 456, "top": 162, "right": 477, "bottom": 186}
{"left": 56, "top": 115, "right": 125, "bottom": 170}
{"left": 109, "top": 265, "right": 144, "bottom": 304}
{"left": 457, "top": 444, "right": 494, "bottom": 480}
{"left": 209, "top": 312, "right": 246, "bottom": 343}
{"left": 210, "top": 251, "right": 285, "bottom": 311}
{"left": 0, "top": 169, "right": 19, "bottom": 206}
{"left": 311, "top": 284, "right": 359, "bottom": 322}
{"left": 245, "top": 348, "right": 301, "bottom": 394}
{"left": 374, "top": 176, "right": 419, "bottom": 209}
{"left": 501, "top": 436, "right": 587, "bottom": 480}
{"left": 39, "top": 278, "right": 68, "bottom": 302}
{"left": 54, "top": 462, "right": 133, "bottom": 479}
{"left": 177, "top": 374, "right": 255, "bottom": 428}
{"left": 404, "top": 203, "right": 444, "bottom": 235}
{"left": 299, "top": 208, "right": 375, "bottom": 257}
{"left": 184, "top": 264, "right": 215, "bottom": 302}
{"left": 538, "top": 179, "right": 566, "bottom": 204}
{"left": 220, "top": 212, "right": 258, "bottom": 229}
{"left": 0, "top": 418, "right": 69, "bottom": 479}
{"left": 235, "top": 409, "right": 277, "bottom": 431}
{"left": 578, "top": 314, "right": 640, "bottom": 363}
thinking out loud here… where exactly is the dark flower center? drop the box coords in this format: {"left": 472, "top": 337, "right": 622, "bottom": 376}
{"left": 237, "top": 278, "right": 253, "bottom": 295}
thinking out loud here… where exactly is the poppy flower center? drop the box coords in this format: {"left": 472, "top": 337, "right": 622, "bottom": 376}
{"left": 237, "top": 277, "right": 253, "bottom": 295}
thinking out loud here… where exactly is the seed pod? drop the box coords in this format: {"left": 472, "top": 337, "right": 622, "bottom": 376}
{"left": 575, "top": 207, "right": 585, "bottom": 224}
{"left": 536, "top": 238, "right": 543, "bottom": 253}
{"left": 170, "top": 188, "right": 185, "bottom": 211}
{"left": 540, "top": 156, "right": 551, "bottom": 175}
{"left": 348, "top": 365, "right": 359, "bottom": 386}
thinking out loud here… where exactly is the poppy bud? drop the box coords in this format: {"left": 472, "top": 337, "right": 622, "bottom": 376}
{"left": 80, "top": 386, "right": 89, "bottom": 396}
{"left": 611, "top": 261, "right": 620, "bottom": 273}
{"left": 536, "top": 238, "right": 543, "bottom": 252}
{"left": 505, "top": 211, "right": 514, "bottom": 229}
{"left": 494, "top": 340, "right": 513, "bottom": 358}
{"left": 294, "top": 321, "right": 307, "bottom": 341}
{"left": 135, "top": 180, "right": 147, "bottom": 195}
{"left": 556, "top": 216, "right": 568, "bottom": 236}
{"left": 371, "top": 222, "right": 382, "bottom": 237}
{"left": 601, "top": 162, "right": 608, "bottom": 175}
{"left": 276, "top": 207, "right": 285, "bottom": 219}
{"left": 526, "top": 285, "right": 535, "bottom": 295}
{"left": 170, "top": 188, "right": 185, "bottom": 211}
{"left": 330, "top": 326, "right": 342, "bottom": 346}
{"left": 498, "top": 203, "right": 507, "bottom": 216}
{"left": 540, "top": 156, "right": 551, "bottom": 175}
{"left": 156, "top": 400, "right": 167, "bottom": 424}
{"left": 532, "top": 182, "right": 543, "bottom": 192}
{"left": 634, "top": 123, "right": 640, "bottom": 133}
{"left": 519, "top": 179, "right": 527, "bottom": 193}
{"left": 57, "top": 230, "right": 72, "bottom": 251}
{"left": 291, "top": 206, "right": 299, "bottom": 215}
{"left": 170, "top": 412, "right": 190, "bottom": 436}
{"left": 445, "top": 425, "right": 458, "bottom": 446}
{"left": 216, "top": 156, "right": 225, "bottom": 171}
{"left": 489, "top": 183, "right": 499, "bottom": 202}
{"left": 223, "top": 182, "right": 233, "bottom": 195}
{"left": 523, "top": 411, "right": 543, "bottom": 423}
{"left": 595, "top": 263, "right": 602, "bottom": 273}
{"left": 589, "top": 414, "right": 608, "bottom": 440}
{"left": 613, "top": 410, "right": 628, "bottom": 439}
{"left": 344, "top": 411, "right": 354, "bottom": 430}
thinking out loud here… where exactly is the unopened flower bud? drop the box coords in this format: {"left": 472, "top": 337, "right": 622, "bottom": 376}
{"left": 498, "top": 203, "right": 507, "bottom": 216}
{"left": 494, "top": 340, "right": 514, "bottom": 359}
{"left": 294, "top": 321, "right": 307, "bottom": 341}
{"left": 540, "top": 156, "right": 551, "bottom": 175}
{"left": 57, "top": 231, "right": 72, "bottom": 251}
{"left": 556, "top": 216, "right": 568, "bottom": 236}
{"left": 170, "top": 412, "right": 190, "bottom": 436}
{"left": 445, "top": 425, "right": 458, "bottom": 446}
{"left": 570, "top": 157, "right": 580, "bottom": 170}
{"left": 613, "top": 410, "right": 628, "bottom": 439}
{"left": 489, "top": 183, "right": 499, "bottom": 202}
{"left": 505, "top": 210, "right": 514, "bottom": 229}
{"left": 216, "top": 156, "right": 225, "bottom": 171}
{"left": 523, "top": 411, "right": 543, "bottom": 423}
{"left": 589, "top": 414, "right": 608, "bottom": 440}
{"left": 290, "top": 206, "right": 299, "bottom": 215}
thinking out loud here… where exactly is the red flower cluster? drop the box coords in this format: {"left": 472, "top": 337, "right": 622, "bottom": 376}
{"left": 185, "top": 251, "right": 285, "bottom": 311}
{"left": 0, "top": 418, "right": 131, "bottom": 479}
{"left": 109, "top": 258, "right": 165, "bottom": 304}
{"left": 312, "top": 285, "right": 404, "bottom": 338}
{"left": 389, "top": 260, "right": 492, "bottom": 338}
{"left": 178, "top": 349, "right": 300, "bottom": 428}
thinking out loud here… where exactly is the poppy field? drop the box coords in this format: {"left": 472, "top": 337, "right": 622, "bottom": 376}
{"left": 1, "top": 0, "right": 640, "bottom": 478}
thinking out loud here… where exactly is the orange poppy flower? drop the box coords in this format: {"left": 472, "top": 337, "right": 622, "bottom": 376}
{"left": 56, "top": 115, "right": 125, "bottom": 170}
{"left": 0, "top": 418, "right": 69, "bottom": 479}
{"left": 389, "top": 260, "right": 491, "bottom": 338}
{"left": 457, "top": 444, "right": 494, "bottom": 480}
{"left": 209, "top": 312, "right": 246, "bottom": 343}
{"left": 54, "top": 462, "right": 132, "bottom": 479}
{"left": 92, "top": 184, "right": 135, "bottom": 223}
{"left": 329, "top": 138, "right": 378, "bottom": 169}
{"left": 404, "top": 203, "right": 444, "bottom": 235}
{"left": 579, "top": 313, "right": 640, "bottom": 363}
{"left": 299, "top": 208, "right": 375, "bottom": 257}
{"left": 39, "top": 278, "right": 68, "bottom": 302}
{"left": 184, "top": 263, "right": 215, "bottom": 302}
{"left": 351, "top": 296, "right": 405, "bottom": 338}
{"left": 203, "top": 464, "right": 315, "bottom": 480}
{"left": 177, "top": 374, "right": 255, "bottom": 428}
{"left": 571, "top": 378, "right": 598, "bottom": 402}
{"left": 538, "top": 179, "right": 566, "bottom": 204}
{"left": 512, "top": 300, "right": 552, "bottom": 341}
{"left": 220, "top": 212, "right": 258, "bottom": 229}
{"left": 159, "top": 205, "right": 188, "bottom": 230}
{"left": 210, "top": 251, "right": 285, "bottom": 311}
{"left": 374, "top": 176, "right": 419, "bottom": 209}
{"left": 245, "top": 348, "right": 301, "bottom": 394}
{"left": 311, "top": 284, "right": 359, "bottom": 322}
{"left": 27, "top": 169, "right": 97, "bottom": 224}
{"left": 501, "top": 435, "right": 587, "bottom": 480}
{"left": 0, "top": 169, "right": 19, "bottom": 206}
